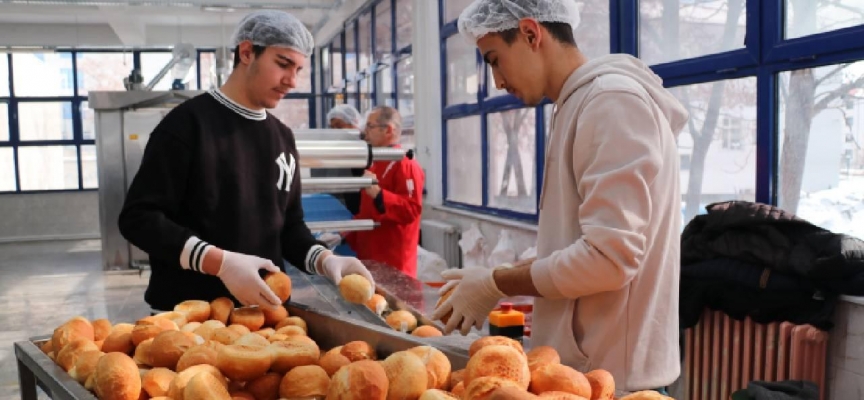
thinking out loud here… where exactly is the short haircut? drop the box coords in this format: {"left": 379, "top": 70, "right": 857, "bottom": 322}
{"left": 369, "top": 105, "right": 402, "bottom": 134}
{"left": 232, "top": 44, "right": 267, "bottom": 68}
{"left": 498, "top": 21, "right": 576, "bottom": 47}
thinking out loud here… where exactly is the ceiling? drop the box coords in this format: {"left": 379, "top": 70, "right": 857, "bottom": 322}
{"left": 0, "top": 0, "right": 348, "bottom": 48}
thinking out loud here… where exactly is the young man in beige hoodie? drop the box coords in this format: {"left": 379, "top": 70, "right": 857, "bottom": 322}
{"left": 431, "top": 0, "right": 689, "bottom": 394}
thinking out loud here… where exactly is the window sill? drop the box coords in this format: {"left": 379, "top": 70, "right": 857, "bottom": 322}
{"left": 430, "top": 204, "right": 539, "bottom": 233}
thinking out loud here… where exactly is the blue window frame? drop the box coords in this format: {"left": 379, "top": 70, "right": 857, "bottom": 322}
{"left": 439, "top": 0, "right": 864, "bottom": 225}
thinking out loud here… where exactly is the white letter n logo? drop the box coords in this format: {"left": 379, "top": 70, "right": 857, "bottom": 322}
{"left": 275, "top": 152, "right": 295, "bottom": 192}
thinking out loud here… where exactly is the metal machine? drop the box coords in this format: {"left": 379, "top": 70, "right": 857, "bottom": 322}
{"left": 90, "top": 90, "right": 407, "bottom": 271}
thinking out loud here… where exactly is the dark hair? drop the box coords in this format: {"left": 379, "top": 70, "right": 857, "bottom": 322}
{"left": 233, "top": 44, "right": 267, "bottom": 68}
{"left": 498, "top": 21, "right": 576, "bottom": 47}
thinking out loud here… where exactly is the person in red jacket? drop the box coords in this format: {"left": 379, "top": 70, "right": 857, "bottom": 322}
{"left": 343, "top": 105, "right": 424, "bottom": 278}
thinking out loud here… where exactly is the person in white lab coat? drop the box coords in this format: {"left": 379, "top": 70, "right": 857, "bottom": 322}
{"left": 431, "top": 0, "right": 689, "bottom": 394}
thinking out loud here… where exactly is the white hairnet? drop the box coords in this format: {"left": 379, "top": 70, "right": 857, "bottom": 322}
{"left": 326, "top": 104, "right": 362, "bottom": 127}
{"left": 232, "top": 10, "right": 314, "bottom": 56}
{"left": 457, "top": 0, "right": 581, "bottom": 44}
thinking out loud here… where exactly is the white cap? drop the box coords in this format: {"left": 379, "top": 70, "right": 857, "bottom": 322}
{"left": 326, "top": 104, "right": 362, "bottom": 127}
{"left": 457, "top": 0, "right": 581, "bottom": 44}
{"left": 231, "top": 10, "right": 314, "bottom": 56}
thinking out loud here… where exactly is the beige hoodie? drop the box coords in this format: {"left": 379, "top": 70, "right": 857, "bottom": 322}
{"left": 529, "top": 54, "right": 687, "bottom": 391}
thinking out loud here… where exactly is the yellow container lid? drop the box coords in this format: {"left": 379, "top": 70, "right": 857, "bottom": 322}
{"left": 489, "top": 303, "right": 525, "bottom": 327}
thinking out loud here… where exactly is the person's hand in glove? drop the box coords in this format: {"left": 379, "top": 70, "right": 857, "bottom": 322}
{"left": 318, "top": 232, "right": 343, "bottom": 249}
{"left": 317, "top": 253, "right": 376, "bottom": 289}
{"left": 214, "top": 250, "right": 282, "bottom": 310}
{"left": 430, "top": 266, "right": 506, "bottom": 335}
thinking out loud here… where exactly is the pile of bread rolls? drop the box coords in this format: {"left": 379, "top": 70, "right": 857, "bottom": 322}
{"left": 339, "top": 273, "right": 444, "bottom": 338}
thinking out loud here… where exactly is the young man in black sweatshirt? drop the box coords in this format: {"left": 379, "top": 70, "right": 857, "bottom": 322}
{"left": 118, "top": 10, "right": 375, "bottom": 313}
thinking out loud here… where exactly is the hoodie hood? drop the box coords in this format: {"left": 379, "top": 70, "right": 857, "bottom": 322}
{"left": 556, "top": 54, "right": 689, "bottom": 137}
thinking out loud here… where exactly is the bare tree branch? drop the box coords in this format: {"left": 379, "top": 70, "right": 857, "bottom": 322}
{"left": 815, "top": 65, "right": 846, "bottom": 86}
{"left": 678, "top": 89, "right": 702, "bottom": 142}
{"left": 813, "top": 75, "right": 864, "bottom": 113}
{"left": 818, "top": 1, "right": 864, "bottom": 18}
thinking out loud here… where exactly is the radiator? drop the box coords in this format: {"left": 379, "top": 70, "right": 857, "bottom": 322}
{"left": 420, "top": 219, "right": 461, "bottom": 269}
{"left": 683, "top": 310, "right": 829, "bottom": 400}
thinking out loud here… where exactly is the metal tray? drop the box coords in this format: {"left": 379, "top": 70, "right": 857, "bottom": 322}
{"left": 14, "top": 304, "right": 470, "bottom": 400}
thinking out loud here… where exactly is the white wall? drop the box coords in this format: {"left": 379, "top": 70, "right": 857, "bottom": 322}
{"left": 0, "top": 192, "right": 100, "bottom": 242}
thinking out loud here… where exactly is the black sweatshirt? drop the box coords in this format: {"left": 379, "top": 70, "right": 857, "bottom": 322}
{"left": 119, "top": 89, "right": 326, "bottom": 311}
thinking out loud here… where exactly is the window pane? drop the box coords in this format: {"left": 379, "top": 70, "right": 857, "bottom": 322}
{"left": 295, "top": 55, "right": 313, "bottom": 93}
{"left": 199, "top": 52, "right": 216, "bottom": 91}
{"left": 331, "top": 41, "right": 344, "bottom": 87}
{"left": 576, "top": 0, "right": 612, "bottom": 59}
{"left": 639, "top": 0, "right": 746, "bottom": 66}
{"left": 12, "top": 53, "right": 73, "bottom": 97}
{"left": 446, "top": 116, "right": 482, "bottom": 205}
{"left": 778, "top": 63, "right": 864, "bottom": 240}
{"left": 486, "top": 64, "right": 508, "bottom": 99}
{"left": 0, "top": 53, "right": 8, "bottom": 97}
{"left": 76, "top": 52, "right": 131, "bottom": 95}
{"left": 446, "top": 35, "right": 479, "bottom": 105}
{"left": 321, "top": 47, "right": 332, "bottom": 91}
{"left": 376, "top": 67, "right": 394, "bottom": 105}
{"left": 375, "top": 1, "right": 393, "bottom": 60}
{"left": 0, "top": 148, "right": 14, "bottom": 191}
{"left": 0, "top": 103, "right": 9, "bottom": 141}
{"left": 544, "top": 103, "right": 554, "bottom": 142}
{"left": 397, "top": 57, "right": 414, "bottom": 117}
{"left": 81, "top": 145, "right": 98, "bottom": 189}
{"left": 81, "top": 101, "right": 95, "bottom": 140}
{"left": 271, "top": 99, "right": 310, "bottom": 130}
{"left": 785, "top": 1, "right": 864, "bottom": 39}
{"left": 396, "top": 0, "right": 413, "bottom": 51}
{"left": 444, "top": 0, "right": 474, "bottom": 24}
{"left": 19, "top": 145, "right": 79, "bottom": 190}
{"left": 19, "top": 102, "right": 74, "bottom": 141}
{"left": 670, "top": 77, "right": 757, "bottom": 224}
{"left": 359, "top": 13, "right": 373, "bottom": 71}
{"left": 360, "top": 78, "right": 373, "bottom": 113}
{"left": 345, "top": 24, "right": 358, "bottom": 80}
{"left": 141, "top": 52, "right": 197, "bottom": 91}
{"left": 488, "top": 108, "right": 537, "bottom": 213}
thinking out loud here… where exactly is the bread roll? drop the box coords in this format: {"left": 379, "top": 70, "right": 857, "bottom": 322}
{"left": 435, "top": 289, "right": 454, "bottom": 324}
{"left": 618, "top": 391, "right": 673, "bottom": 400}
{"left": 167, "top": 364, "right": 227, "bottom": 400}
{"left": 264, "top": 271, "right": 292, "bottom": 303}
{"left": 216, "top": 344, "right": 272, "bottom": 381}
{"left": 339, "top": 274, "right": 374, "bottom": 304}
{"left": 142, "top": 367, "right": 176, "bottom": 397}
{"left": 275, "top": 325, "right": 306, "bottom": 337}
{"left": 253, "top": 327, "right": 276, "bottom": 339}
{"left": 101, "top": 324, "right": 135, "bottom": 354}
{"left": 584, "top": 369, "right": 615, "bottom": 400}
{"left": 463, "top": 376, "right": 522, "bottom": 400}
{"left": 278, "top": 365, "right": 330, "bottom": 398}
{"left": 449, "top": 369, "right": 466, "bottom": 391}
{"left": 275, "top": 316, "right": 307, "bottom": 333}
{"left": 230, "top": 307, "right": 266, "bottom": 331}
{"left": 538, "top": 392, "right": 590, "bottom": 400}
{"left": 366, "top": 294, "right": 388, "bottom": 315}
{"left": 341, "top": 340, "right": 377, "bottom": 361}
{"left": 381, "top": 351, "right": 428, "bottom": 400}
{"left": 40, "top": 340, "right": 53, "bottom": 355}
{"left": 132, "top": 317, "right": 177, "bottom": 347}
{"left": 183, "top": 369, "right": 232, "bottom": 400}
{"left": 174, "top": 300, "right": 211, "bottom": 323}
{"left": 229, "top": 390, "right": 255, "bottom": 400}
{"left": 526, "top": 346, "right": 561, "bottom": 372}
{"left": 327, "top": 359, "right": 389, "bottom": 400}
{"left": 93, "top": 352, "right": 142, "bottom": 400}
{"left": 176, "top": 342, "right": 221, "bottom": 371}
{"left": 420, "top": 389, "right": 461, "bottom": 400}
{"left": 412, "top": 325, "right": 443, "bottom": 338}
{"left": 386, "top": 310, "right": 418, "bottom": 332}
{"left": 150, "top": 330, "right": 196, "bottom": 370}
{"left": 93, "top": 319, "right": 112, "bottom": 342}
{"left": 469, "top": 336, "right": 525, "bottom": 357}
{"left": 69, "top": 350, "right": 104, "bottom": 385}
{"left": 227, "top": 324, "right": 252, "bottom": 336}
{"left": 408, "top": 346, "right": 452, "bottom": 390}
{"left": 245, "top": 372, "right": 281, "bottom": 400}
{"left": 529, "top": 364, "right": 590, "bottom": 398}
{"left": 267, "top": 333, "right": 289, "bottom": 343}
{"left": 133, "top": 338, "right": 154, "bottom": 367}
{"left": 489, "top": 387, "right": 539, "bottom": 400}
{"left": 210, "top": 297, "right": 234, "bottom": 325}
{"left": 319, "top": 351, "right": 352, "bottom": 377}
{"left": 234, "top": 332, "right": 270, "bottom": 348}
{"left": 193, "top": 320, "right": 226, "bottom": 341}
{"left": 57, "top": 339, "right": 99, "bottom": 371}
{"left": 52, "top": 317, "right": 94, "bottom": 353}
{"left": 211, "top": 327, "right": 243, "bottom": 345}
{"left": 285, "top": 334, "right": 317, "bottom": 346}
{"left": 154, "top": 311, "right": 189, "bottom": 327}
{"left": 268, "top": 340, "right": 320, "bottom": 373}
{"left": 465, "top": 345, "right": 530, "bottom": 390}
{"left": 181, "top": 322, "right": 202, "bottom": 333}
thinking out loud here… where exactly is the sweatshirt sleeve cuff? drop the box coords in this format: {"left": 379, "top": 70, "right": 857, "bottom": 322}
{"left": 531, "top": 254, "right": 566, "bottom": 299}
{"left": 179, "top": 236, "right": 213, "bottom": 273}
{"left": 305, "top": 245, "right": 327, "bottom": 274}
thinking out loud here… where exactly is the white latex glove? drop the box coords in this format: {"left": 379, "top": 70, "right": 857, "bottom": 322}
{"left": 319, "top": 255, "right": 376, "bottom": 290}
{"left": 318, "top": 232, "right": 342, "bottom": 249}
{"left": 430, "top": 267, "right": 506, "bottom": 336}
{"left": 216, "top": 250, "right": 282, "bottom": 310}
